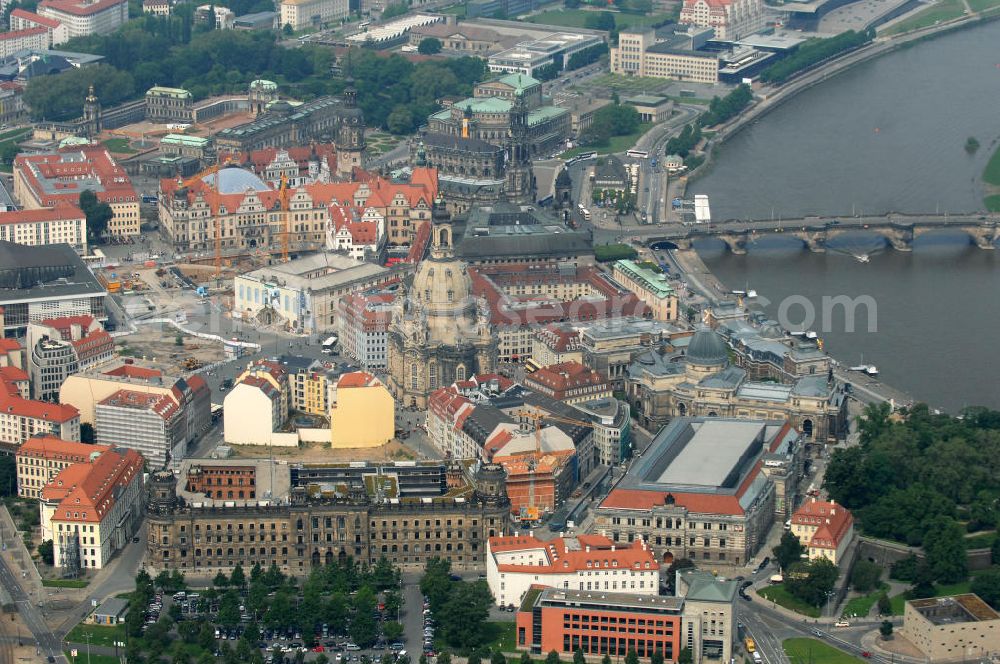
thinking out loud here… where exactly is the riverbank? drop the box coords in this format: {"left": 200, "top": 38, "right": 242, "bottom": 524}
{"left": 983, "top": 140, "right": 1000, "bottom": 210}
{"left": 667, "top": 247, "right": 917, "bottom": 408}
{"left": 686, "top": 9, "right": 1000, "bottom": 205}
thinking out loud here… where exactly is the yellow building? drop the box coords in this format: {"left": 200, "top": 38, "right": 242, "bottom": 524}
{"left": 330, "top": 372, "right": 394, "bottom": 449}
{"left": 612, "top": 260, "right": 679, "bottom": 322}
{"left": 290, "top": 368, "right": 328, "bottom": 417}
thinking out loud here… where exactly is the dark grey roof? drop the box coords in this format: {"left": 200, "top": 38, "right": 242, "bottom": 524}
{"left": 687, "top": 328, "right": 729, "bottom": 366}
{"left": 461, "top": 403, "right": 515, "bottom": 446}
{"left": 456, "top": 203, "right": 593, "bottom": 260}
{"left": 0, "top": 242, "right": 103, "bottom": 298}
{"left": 593, "top": 155, "right": 626, "bottom": 183}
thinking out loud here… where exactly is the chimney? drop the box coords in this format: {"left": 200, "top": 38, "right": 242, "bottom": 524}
{"left": 585, "top": 545, "right": 590, "bottom": 552}
{"left": 611, "top": 545, "right": 616, "bottom": 551}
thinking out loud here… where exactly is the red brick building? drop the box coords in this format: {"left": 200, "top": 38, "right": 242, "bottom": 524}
{"left": 185, "top": 463, "right": 257, "bottom": 500}
{"left": 516, "top": 587, "right": 683, "bottom": 659}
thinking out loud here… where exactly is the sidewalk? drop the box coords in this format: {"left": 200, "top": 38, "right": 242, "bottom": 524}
{"left": 0, "top": 506, "right": 43, "bottom": 604}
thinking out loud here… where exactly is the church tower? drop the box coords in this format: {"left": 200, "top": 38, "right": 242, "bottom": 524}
{"left": 83, "top": 85, "right": 101, "bottom": 139}
{"left": 504, "top": 91, "right": 535, "bottom": 204}
{"left": 336, "top": 78, "right": 366, "bottom": 178}
{"left": 430, "top": 194, "right": 452, "bottom": 256}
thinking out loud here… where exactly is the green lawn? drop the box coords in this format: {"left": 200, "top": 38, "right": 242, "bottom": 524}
{"left": 968, "top": 0, "right": 1000, "bottom": 12}
{"left": 102, "top": 138, "right": 136, "bottom": 154}
{"left": 524, "top": 8, "right": 674, "bottom": 30}
{"left": 884, "top": 0, "right": 965, "bottom": 34}
{"left": 759, "top": 584, "right": 822, "bottom": 618}
{"left": 42, "top": 578, "right": 89, "bottom": 588}
{"left": 841, "top": 585, "right": 887, "bottom": 619}
{"left": 965, "top": 531, "right": 998, "bottom": 549}
{"left": 575, "top": 72, "right": 668, "bottom": 94}
{"left": 561, "top": 122, "right": 652, "bottom": 158}
{"left": 65, "top": 622, "right": 127, "bottom": 648}
{"left": 65, "top": 652, "right": 121, "bottom": 664}
{"left": 983, "top": 143, "right": 1000, "bottom": 186}
{"left": 984, "top": 194, "right": 1000, "bottom": 212}
{"left": 784, "top": 638, "right": 863, "bottom": 664}
{"left": 485, "top": 621, "right": 518, "bottom": 653}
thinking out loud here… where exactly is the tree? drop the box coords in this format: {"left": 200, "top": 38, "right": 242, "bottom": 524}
{"left": 79, "top": 423, "right": 96, "bottom": 444}
{"left": 521, "top": 653, "right": 533, "bottom": 664}
{"left": 785, "top": 558, "right": 839, "bottom": 607}
{"left": 850, "top": 560, "right": 883, "bottom": 592}
{"left": 877, "top": 593, "right": 891, "bottom": 615}
{"left": 283, "top": 23, "right": 293, "bottom": 36}
{"left": 79, "top": 189, "right": 113, "bottom": 243}
{"left": 438, "top": 653, "right": 452, "bottom": 664}
{"left": 38, "top": 539, "right": 54, "bottom": 565}
{"left": 420, "top": 557, "right": 453, "bottom": 612}
{"left": 879, "top": 620, "right": 893, "bottom": 639}
{"left": 545, "top": 652, "right": 560, "bottom": 664}
{"left": 584, "top": 11, "right": 615, "bottom": 31}
{"left": 492, "top": 651, "right": 507, "bottom": 664}
{"left": 437, "top": 580, "right": 493, "bottom": 649}
{"left": 992, "top": 537, "right": 1000, "bottom": 565}
{"left": 773, "top": 531, "right": 806, "bottom": 573}
{"left": 468, "top": 654, "right": 482, "bottom": 664}
{"left": 213, "top": 571, "right": 230, "bottom": 588}
{"left": 573, "top": 650, "right": 585, "bottom": 664}
{"left": 923, "top": 517, "right": 967, "bottom": 583}
{"left": 0, "top": 455, "right": 15, "bottom": 497}
{"left": 625, "top": 650, "right": 639, "bottom": 664}
{"left": 218, "top": 590, "right": 241, "bottom": 627}
{"left": 350, "top": 586, "right": 378, "bottom": 647}
{"left": 383, "top": 621, "right": 404, "bottom": 643}
{"left": 230, "top": 564, "right": 245, "bottom": 589}
{"left": 677, "top": 648, "right": 693, "bottom": 664}
{"left": 650, "top": 650, "right": 664, "bottom": 664}
{"left": 602, "top": 656, "right": 612, "bottom": 664}
{"left": 971, "top": 569, "right": 1000, "bottom": 610}
{"left": 418, "top": 37, "right": 442, "bottom": 55}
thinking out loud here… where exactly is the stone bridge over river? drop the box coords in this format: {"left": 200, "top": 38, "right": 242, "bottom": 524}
{"left": 638, "top": 213, "right": 1000, "bottom": 254}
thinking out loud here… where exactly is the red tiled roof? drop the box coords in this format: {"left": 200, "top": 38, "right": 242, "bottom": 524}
{"left": 792, "top": 499, "right": 854, "bottom": 550}
{"left": 0, "top": 206, "right": 86, "bottom": 225}
{"left": 525, "top": 361, "right": 607, "bottom": 394}
{"left": 337, "top": 371, "right": 379, "bottom": 388}
{"left": 102, "top": 364, "right": 161, "bottom": 379}
{"left": 0, "top": 389, "right": 79, "bottom": 423}
{"left": 9, "top": 8, "right": 61, "bottom": 27}
{"left": 38, "top": 0, "right": 127, "bottom": 17}
{"left": 17, "top": 435, "right": 109, "bottom": 461}
{"left": 0, "top": 338, "right": 22, "bottom": 353}
{"left": 238, "top": 375, "right": 280, "bottom": 401}
{"left": 42, "top": 447, "right": 143, "bottom": 523}
{"left": 14, "top": 146, "right": 136, "bottom": 208}
{"left": 600, "top": 461, "right": 763, "bottom": 517}
{"left": 489, "top": 535, "right": 658, "bottom": 574}
{"left": 0, "top": 366, "right": 29, "bottom": 384}
{"left": 0, "top": 26, "right": 49, "bottom": 41}
{"left": 98, "top": 389, "right": 179, "bottom": 421}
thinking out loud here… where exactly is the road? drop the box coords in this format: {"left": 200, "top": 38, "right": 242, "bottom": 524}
{"left": 0, "top": 554, "right": 63, "bottom": 663}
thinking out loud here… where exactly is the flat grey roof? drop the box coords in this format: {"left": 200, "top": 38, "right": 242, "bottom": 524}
{"left": 655, "top": 420, "right": 765, "bottom": 487}
{"left": 0, "top": 241, "right": 105, "bottom": 303}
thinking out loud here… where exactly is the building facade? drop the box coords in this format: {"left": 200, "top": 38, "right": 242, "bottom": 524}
{"left": 144, "top": 463, "right": 512, "bottom": 575}
{"left": 592, "top": 417, "right": 796, "bottom": 569}
{"left": 0, "top": 206, "right": 87, "bottom": 253}
{"left": 26, "top": 315, "right": 114, "bottom": 401}
{"left": 329, "top": 372, "right": 394, "bottom": 449}
{"left": 899, "top": 595, "right": 1000, "bottom": 661}
{"left": 613, "top": 260, "right": 679, "bottom": 322}
{"left": 387, "top": 219, "right": 496, "bottom": 410}
{"left": 42, "top": 446, "right": 144, "bottom": 571}
{"left": 337, "top": 291, "right": 394, "bottom": 370}
{"left": 16, "top": 435, "right": 110, "bottom": 499}
{"left": 487, "top": 534, "right": 659, "bottom": 608}
{"left": 95, "top": 389, "right": 187, "bottom": 469}
{"left": 37, "top": 0, "right": 128, "bottom": 39}
{"left": 13, "top": 145, "right": 139, "bottom": 238}
{"left": 145, "top": 86, "right": 194, "bottom": 123}
{"left": 524, "top": 361, "right": 612, "bottom": 405}
{"left": 789, "top": 498, "right": 854, "bottom": 565}
{"left": 679, "top": 0, "right": 764, "bottom": 40}
{"left": 611, "top": 29, "right": 720, "bottom": 84}
{"left": 280, "top": 0, "right": 348, "bottom": 31}
{"left": 0, "top": 366, "right": 80, "bottom": 453}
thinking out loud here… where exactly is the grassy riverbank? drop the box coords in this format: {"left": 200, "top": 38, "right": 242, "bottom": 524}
{"left": 982, "top": 142, "right": 1000, "bottom": 210}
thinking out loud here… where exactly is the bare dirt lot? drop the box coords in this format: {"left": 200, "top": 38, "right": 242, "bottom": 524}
{"left": 228, "top": 440, "right": 418, "bottom": 462}
{"left": 117, "top": 325, "right": 224, "bottom": 374}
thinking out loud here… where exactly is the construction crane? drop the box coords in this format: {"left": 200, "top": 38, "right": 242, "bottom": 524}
{"left": 179, "top": 163, "right": 226, "bottom": 276}
{"left": 513, "top": 410, "right": 594, "bottom": 525}
{"left": 279, "top": 173, "right": 291, "bottom": 262}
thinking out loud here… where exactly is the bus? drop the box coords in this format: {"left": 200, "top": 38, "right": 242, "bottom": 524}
{"left": 626, "top": 149, "right": 649, "bottom": 159}
{"left": 744, "top": 637, "right": 755, "bottom": 653}
{"left": 524, "top": 358, "right": 541, "bottom": 374}
{"left": 581, "top": 208, "right": 591, "bottom": 221}
{"left": 322, "top": 335, "right": 338, "bottom": 354}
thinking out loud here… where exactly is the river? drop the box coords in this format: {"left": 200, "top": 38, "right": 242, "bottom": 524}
{"left": 693, "top": 21, "right": 1000, "bottom": 221}
{"left": 692, "top": 21, "right": 1000, "bottom": 413}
